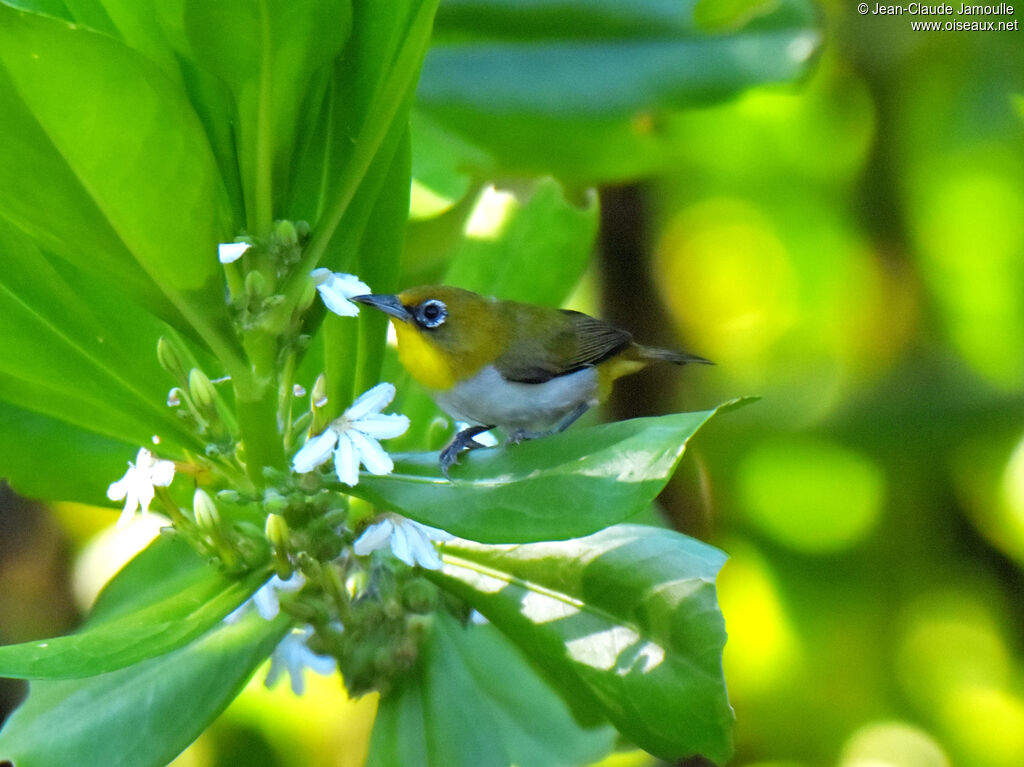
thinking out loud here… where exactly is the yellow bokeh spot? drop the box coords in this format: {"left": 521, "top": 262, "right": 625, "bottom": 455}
{"left": 738, "top": 436, "right": 886, "bottom": 552}
{"left": 939, "top": 685, "right": 1024, "bottom": 767}
{"left": 656, "top": 197, "right": 798, "bottom": 368}
{"left": 839, "top": 721, "right": 950, "bottom": 767}
{"left": 896, "top": 590, "right": 1011, "bottom": 712}
{"left": 998, "top": 435, "right": 1024, "bottom": 558}
{"left": 410, "top": 177, "right": 457, "bottom": 220}
{"left": 912, "top": 164, "right": 1024, "bottom": 389}
{"left": 718, "top": 541, "right": 802, "bottom": 697}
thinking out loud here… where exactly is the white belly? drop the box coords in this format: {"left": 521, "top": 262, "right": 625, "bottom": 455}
{"left": 434, "top": 365, "right": 598, "bottom": 431}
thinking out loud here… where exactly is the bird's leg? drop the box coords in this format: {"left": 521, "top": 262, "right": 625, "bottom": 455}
{"left": 440, "top": 424, "right": 496, "bottom": 479}
{"left": 505, "top": 402, "right": 591, "bottom": 445}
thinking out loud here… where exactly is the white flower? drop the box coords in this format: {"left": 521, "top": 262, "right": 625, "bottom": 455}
{"left": 106, "top": 448, "right": 175, "bottom": 527}
{"left": 291, "top": 383, "right": 409, "bottom": 486}
{"left": 265, "top": 626, "right": 336, "bottom": 695}
{"left": 251, "top": 573, "right": 305, "bottom": 620}
{"left": 353, "top": 514, "right": 455, "bottom": 570}
{"left": 218, "top": 241, "right": 251, "bottom": 264}
{"left": 311, "top": 268, "right": 371, "bottom": 317}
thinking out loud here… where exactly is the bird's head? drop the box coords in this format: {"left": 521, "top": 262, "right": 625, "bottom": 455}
{"left": 353, "top": 286, "right": 505, "bottom": 390}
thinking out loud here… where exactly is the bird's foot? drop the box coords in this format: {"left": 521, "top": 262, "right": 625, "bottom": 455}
{"left": 504, "top": 403, "right": 592, "bottom": 447}
{"left": 504, "top": 428, "right": 544, "bottom": 446}
{"left": 440, "top": 425, "right": 496, "bottom": 479}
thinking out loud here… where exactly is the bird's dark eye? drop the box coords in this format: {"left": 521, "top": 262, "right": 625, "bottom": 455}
{"left": 416, "top": 299, "right": 447, "bottom": 329}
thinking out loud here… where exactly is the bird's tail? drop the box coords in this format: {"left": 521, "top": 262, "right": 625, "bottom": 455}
{"left": 636, "top": 345, "right": 714, "bottom": 366}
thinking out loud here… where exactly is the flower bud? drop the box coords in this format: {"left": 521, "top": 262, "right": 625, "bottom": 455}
{"left": 274, "top": 219, "right": 298, "bottom": 248}
{"left": 265, "top": 512, "right": 292, "bottom": 579}
{"left": 188, "top": 368, "right": 217, "bottom": 412}
{"left": 157, "top": 337, "right": 189, "bottom": 386}
{"left": 244, "top": 269, "right": 269, "bottom": 301}
{"left": 192, "top": 488, "right": 221, "bottom": 533}
{"left": 265, "top": 512, "right": 290, "bottom": 551}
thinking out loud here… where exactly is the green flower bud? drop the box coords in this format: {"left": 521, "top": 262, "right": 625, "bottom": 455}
{"left": 188, "top": 368, "right": 217, "bottom": 412}
{"left": 244, "top": 269, "right": 269, "bottom": 301}
{"left": 274, "top": 219, "right": 298, "bottom": 247}
{"left": 401, "top": 578, "right": 438, "bottom": 614}
{"left": 192, "top": 489, "right": 220, "bottom": 532}
{"left": 311, "top": 374, "right": 328, "bottom": 409}
{"left": 265, "top": 512, "right": 290, "bottom": 551}
{"left": 157, "top": 337, "right": 189, "bottom": 386}
{"left": 263, "top": 488, "right": 288, "bottom": 515}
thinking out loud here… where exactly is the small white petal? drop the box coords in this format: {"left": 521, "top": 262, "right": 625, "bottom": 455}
{"left": 252, "top": 584, "right": 281, "bottom": 620}
{"left": 116, "top": 498, "right": 138, "bottom": 528}
{"left": 314, "top": 272, "right": 370, "bottom": 317}
{"left": 355, "top": 413, "right": 411, "bottom": 440}
{"left": 405, "top": 524, "right": 444, "bottom": 570}
{"left": 302, "top": 649, "right": 337, "bottom": 676}
{"left": 265, "top": 627, "right": 335, "bottom": 696}
{"left": 353, "top": 519, "right": 395, "bottom": 555}
{"left": 218, "top": 242, "right": 251, "bottom": 264}
{"left": 135, "top": 483, "right": 157, "bottom": 514}
{"left": 333, "top": 434, "right": 360, "bottom": 486}
{"left": 107, "top": 476, "right": 128, "bottom": 502}
{"left": 150, "top": 459, "right": 175, "bottom": 487}
{"left": 419, "top": 523, "right": 456, "bottom": 543}
{"left": 345, "top": 382, "right": 396, "bottom": 421}
{"left": 389, "top": 522, "right": 415, "bottom": 567}
{"left": 292, "top": 429, "right": 338, "bottom": 473}
{"left": 348, "top": 430, "right": 394, "bottom": 476}
{"left": 317, "top": 286, "right": 360, "bottom": 317}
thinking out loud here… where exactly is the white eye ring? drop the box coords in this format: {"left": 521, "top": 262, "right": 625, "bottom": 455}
{"left": 417, "top": 299, "right": 448, "bottom": 329}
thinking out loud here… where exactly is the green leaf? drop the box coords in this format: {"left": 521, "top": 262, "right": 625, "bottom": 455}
{"left": 0, "top": 611, "right": 288, "bottom": 767}
{"left": 367, "top": 612, "right": 615, "bottom": 767}
{"left": 0, "top": 546, "right": 267, "bottom": 679}
{"left": 352, "top": 404, "right": 737, "bottom": 543}
{"left": 183, "top": 0, "right": 352, "bottom": 231}
{"left": 0, "top": 398, "right": 138, "bottom": 505}
{"left": 430, "top": 525, "right": 734, "bottom": 763}
{"left": 86, "top": 534, "right": 216, "bottom": 626}
{"left": 417, "top": 0, "right": 821, "bottom": 181}
{"left": 444, "top": 177, "right": 598, "bottom": 306}
{"left": 0, "top": 6, "right": 242, "bottom": 368}
{"left": 0, "top": 221, "right": 203, "bottom": 452}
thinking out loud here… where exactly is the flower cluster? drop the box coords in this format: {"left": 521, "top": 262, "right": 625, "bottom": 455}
{"left": 102, "top": 260, "right": 459, "bottom": 697}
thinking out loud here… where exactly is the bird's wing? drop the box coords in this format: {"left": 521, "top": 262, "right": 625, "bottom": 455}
{"left": 495, "top": 309, "right": 633, "bottom": 384}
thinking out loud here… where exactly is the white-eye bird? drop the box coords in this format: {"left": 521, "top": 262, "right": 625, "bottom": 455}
{"left": 353, "top": 286, "right": 710, "bottom": 477}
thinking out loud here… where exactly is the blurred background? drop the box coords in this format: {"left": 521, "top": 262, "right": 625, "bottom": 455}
{"left": 2, "top": 2, "right": 1023, "bottom": 766}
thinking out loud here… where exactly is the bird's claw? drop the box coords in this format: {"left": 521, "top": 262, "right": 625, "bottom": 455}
{"left": 439, "top": 425, "right": 495, "bottom": 479}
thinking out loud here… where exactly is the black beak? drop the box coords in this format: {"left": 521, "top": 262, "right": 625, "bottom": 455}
{"left": 352, "top": 294, "right": 413, "bottom": 322}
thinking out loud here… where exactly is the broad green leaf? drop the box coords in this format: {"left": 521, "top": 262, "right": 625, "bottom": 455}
{"left": 367, "top": 612, "right": 615, "bottom": 767}
{"left": 0, "top": 399, "right": 137, "bottom": 505}
{"left": 0, "top": 553, "right": 267, "bottom": 679}
{"left": 417, "top": 0, "right": 821, "bottom": 181}
{"left": 0, "top": 611, "right": 288, "bottom": 767}
{"left": 443, "top": 177, "right": 598, "bottom": 306}
{"left": 430, "top": 525, "right": 734, "bottom": 763}
{"left": 352, "top": 404, "right": 738, "bottom": 543}
{"left": 0, "top": 7, "right": 242, "bottom": 367}
{"left": 0, "top": 221, "right": 203, "bottom": 454}
{"left": 86, "top": 534, "right": 215, "bottom": 626}
{"left": 183, "top": 0, "right": 352, "bottom": 229}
